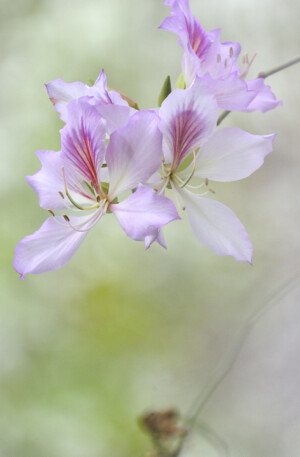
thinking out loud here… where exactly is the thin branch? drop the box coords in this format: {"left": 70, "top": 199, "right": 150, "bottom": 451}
{"left": 217, "top": 56, "right": 300, "bottom": 126}
{"left": 172, "top": 274, "right": 300, "bottom": 457}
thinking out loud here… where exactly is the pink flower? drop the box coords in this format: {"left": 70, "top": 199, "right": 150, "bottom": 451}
{"left": 152, "top": 77, "right": 276, "bottom": 262}
{"left": 160, "top": 0, "right": 281, "bottom": 112}
{"left": 14, "top": 101, "right": 179, "bottom": 278}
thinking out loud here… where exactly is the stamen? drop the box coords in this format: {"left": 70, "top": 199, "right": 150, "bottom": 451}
{"left": 96, "top": 195, "right": 100, "bottom": 202}
{"left": 179, "top": 150, "right": 197, "bottom": 188}
{"left": 63, "top": 214, "right": 70, "bottom": 222}
{"left": 182, "top": 206, "right": 186, "bottom": 211}
{"left": 209, "top": 188, "right": 216, "bottom": 194}
{"left": 217, "top": 53, "right": 221, "bottom": 63}
{"left": 224, "top": 58, "right": 228, "bottom": 69}
{"left": 229, "top": 46, "right": 234, "bottom": 58}
{"left": 61, "top": 166, "right": 100, "bottom": 211}
{"left": 58, "top": 191, "right": 64, "bottom": 199}
{"left": 48, "top": 210, "right": 55, "bottom": 216}
{"left": 240, "top": 53, "right": 257, "bottom": 79}
{"left": 204, "top": 178, "right": 209, "bottom": 186}
{"left": 161, "top": 156, "right": 165, "bottom": 163}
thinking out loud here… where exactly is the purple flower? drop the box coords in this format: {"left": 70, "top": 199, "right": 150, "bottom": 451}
{"left": 152, "top": 77, "right": 276, "bottom": 262}
{"left": 14, "top": 101, "right": 179, "bottom": 278}
{"left": 46, "top": 70, "right": 132, "bottom": 133}
{"left": 160, "top": 0, "right": 281, "bottom": 112}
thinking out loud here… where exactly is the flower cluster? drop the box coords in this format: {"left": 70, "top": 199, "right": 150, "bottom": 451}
{"left": 14, "top": 0, "right": 279, "bottom": 278}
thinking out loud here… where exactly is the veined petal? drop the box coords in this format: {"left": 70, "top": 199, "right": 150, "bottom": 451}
{"left": 160, "top": 0, "right": 217, "bottom": 64}
{"left": 202, "top": 73, "right": 256, "bottom": 111}
{"left": 159, "top": 77, "right": 218, "bottom": 168}
{"left": 179, "top": 188, "right": 253, "bottom": 263}
{"left": 27, "top": 150, "right": 67, "bottom": 210}
{"left": 110, "top": 185, "right": 179, "bottom": 244}
{"left": 191, "top": 128, "right": 276, "bottom": 182}
{"left": 245, "top": 78, "right": 282, "bottom": 113}
{"left": 13, "top": 212, "right": 101, "bottom": 279}
{"left": 106, "top": 111, "right": 163, "bottom": 199}
{"left": 61, "top": 99, "right": 106, "bottom": 191}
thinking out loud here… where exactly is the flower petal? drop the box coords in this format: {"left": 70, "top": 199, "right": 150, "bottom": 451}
{"left": 46, "top": 70, "right": 131, "bottom": 131}
{"left": 202, "top": 73, "right": 256, "bottom": 111}
{"left": 159, "top": 77, "right": 218, "bottom": 168}
{"left": 110, "top": 185, "right": 179, "bottom": 244}
{"left": 13, "top": 213, "right": 100, "bottom": 278}
{"left": 60, "top": 99, "right": 106, "bottom": 192}
{"left": 46, "top": 78, "right": 91, "bottom": 122}
{"left": 245, "top": 78, "right": 282, "bottom": 113}
{"left": 179, "top": 188, "right": 253, "bottom": 262}
{"left": 27, "top": 150, "right": 67, "bottom": 210}
{"left": 192, "top": 128, "right": 276, "bottom": 182}
{"left": 106, "top": 111, "right": 163, "bottom": 199}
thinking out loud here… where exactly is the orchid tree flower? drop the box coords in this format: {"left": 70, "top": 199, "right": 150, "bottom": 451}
{"left": 46, "top": 69, "right": 133, "bottom": 133}
{"left": 14, "top": 101, "right": 179, "bottom": 279}
{"left": 151, "top": 78, "right": 276, "bottom": 263}
{"left": 160, "top": 0, "right": 281, "bottom": 112}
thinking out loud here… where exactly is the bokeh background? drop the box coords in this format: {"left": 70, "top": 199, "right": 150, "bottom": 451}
{"left": 1, "top": 0, "right": 300, "bottom": 456}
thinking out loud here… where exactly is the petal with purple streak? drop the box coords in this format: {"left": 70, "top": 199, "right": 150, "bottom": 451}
{"left": 159, "top": 77, "right": 218, "bottom": 169}
{"left": 60, "top": 99, "right": 106, "bottom": 195}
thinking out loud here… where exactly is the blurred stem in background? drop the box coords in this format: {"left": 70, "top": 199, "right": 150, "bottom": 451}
{"left": 141, "top": 274, "right": 300, "bottom": 457}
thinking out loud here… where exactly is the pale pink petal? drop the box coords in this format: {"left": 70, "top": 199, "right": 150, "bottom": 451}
{"left": 192, "top": 128, "right": 276, "bottom": 181}
{"left": 202, "top": 73, "right": 256, "bottom": 111}
{"left": 46, "top": 70, "right": 130, "bottom": 131}
{"left": 245, "top": 78, "right": 282, "bottom": 113}
{"left": 60, "top": 99, "right": 106, "bottom": 192}
{"left": 179, "top": 188, "right": 253, "bottom": 263}
{"left": 13, "top": 213, "right": 101, "bottom": 279}
{"left": 27, "top": 150, "right": 67, "bottom": 210}
{"left": 159, "top": 77, "right": 218, "bottom": 168}
{"left": 110, "top": 185, "right": 179, "bottom": 244}
{"left": 46, "top": 79, "right": 92, "bottom": 122}
{"left": 145, "top": 228, "right": 167, "bottom": 250}
{"left": 106, "top": 111, "right": 163, "bottom": 199}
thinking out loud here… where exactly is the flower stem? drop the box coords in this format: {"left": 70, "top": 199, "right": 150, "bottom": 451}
{"left": 217, "top": 56, "right": 300, "bottom": 126}
{"left": 170, "top": 274, "right": 300, "bottom": 457}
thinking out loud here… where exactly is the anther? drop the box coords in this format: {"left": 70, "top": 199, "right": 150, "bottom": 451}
{"left": 161, "top": 156, "right": 165, "bottom": 163}
{"left": 224, "top": 58, "right": 227, "bottom": 69}
{"left": 217, "top": 53, "right": 221, "bottom": 63}
{"left": 96, "top": 195, "right": 101, "bottom": 202}
{"left": 154, "top": 188, "right": 158, "bottom": 192}
{"left": 209, "top": 188, "right": 216, "bottom": 194}
{"left": 63, "top": 215, "right": 70, "bottom": 222}
{"left": 48, "top": 210, "right": 55, "bottom": 216}
{"left": 229, "top": 47, "right": 233, "bottom": 58}
{"left": 58, "top": 191, "right": 64, "bottom": 199}
{"left": 204, "top": 178, "right": 209, "bottom": 186}
{"left": 182, "top": 206, "right": 186, "bottom": 211}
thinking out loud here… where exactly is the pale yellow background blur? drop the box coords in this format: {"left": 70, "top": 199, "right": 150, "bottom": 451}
{"left": 1, "top": 1, "right": 300, "bottom": 456}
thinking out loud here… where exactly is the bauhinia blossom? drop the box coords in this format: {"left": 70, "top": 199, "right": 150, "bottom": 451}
{"left": 160, "top": 0, "right": 282, "bottom": 112}
{"left": 151, "top": 77, "right": 276, "bottom": 263}
{"left": 13, "top": 101, "right": 179, "bottom": 279}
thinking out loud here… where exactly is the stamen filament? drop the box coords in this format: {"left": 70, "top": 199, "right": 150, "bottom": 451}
{"left": 180, "top": 150, "right": 197, "bottom": 188}
{"left": 61, "top": 166, "right": 100, "bottom": 211}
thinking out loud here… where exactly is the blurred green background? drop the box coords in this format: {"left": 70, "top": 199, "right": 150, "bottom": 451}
{"left": 1, "top": 0, "right": 300, "bottom": 456}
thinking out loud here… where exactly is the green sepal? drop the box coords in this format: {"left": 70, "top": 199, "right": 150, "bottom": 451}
{"left": 158, "top": 75, "right": 172, "bottom": 107}
{"left": 175, "top": 73, "right": 186, "bottom": 89}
